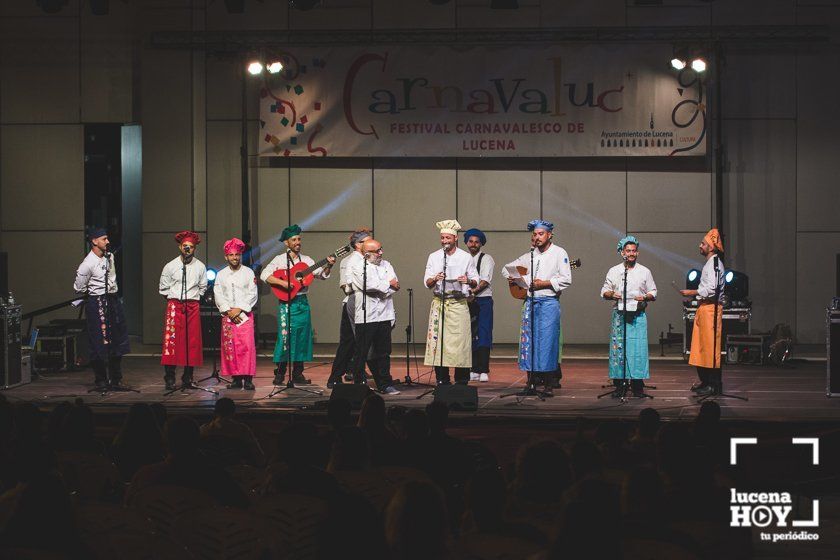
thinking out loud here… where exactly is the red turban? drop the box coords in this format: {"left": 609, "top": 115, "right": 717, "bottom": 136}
{"left": 175, "top": 230, "right": 201, "bottom": 245}
{"left": 224, "top": 237, "right": 246, "bottom": 255}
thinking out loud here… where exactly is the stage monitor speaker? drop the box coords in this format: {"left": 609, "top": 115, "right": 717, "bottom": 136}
{"left": 1, "top": 304, "right": 26, "bottom": 389}
{"left": 330, "top": 383, "right": 373, "bottom": 409}
{"left": 433, "top": 383, "right": 478, "bottom": 411}
{"left": 0, "top": 252, "right": 7, "bottom": 298}
{"left": 828, "top": 308, "right": 840, "bottom": 397}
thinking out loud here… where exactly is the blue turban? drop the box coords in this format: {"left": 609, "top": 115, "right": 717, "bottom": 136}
{"left": 86, "top": 227, "right": 107, "bottom": 240}
{"left": 463, "top": 228, "right": 486, "bottom": 246}
{"left": 617, "top": 235, "right": 639, "bottom": 253}
{"left": 527, "top": 219, "right": 554, "bottom": 232}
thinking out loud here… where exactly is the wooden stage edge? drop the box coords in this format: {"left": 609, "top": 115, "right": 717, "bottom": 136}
{"left": 2, "top": 357, "right": 838, "bottom": 423}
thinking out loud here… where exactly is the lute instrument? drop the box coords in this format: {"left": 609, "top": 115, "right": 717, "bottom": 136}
{"left": 509, "top": 258, "right": 581, "bottom": 300}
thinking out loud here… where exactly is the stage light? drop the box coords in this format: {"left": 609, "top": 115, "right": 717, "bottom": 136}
{"left": 206, "top": 269, "right": 217, "bottom": 283}
{"left": 289, "top": 0, "right": 321, "bottom": 10}
{"left": 266, "top": 61, "right": 284, "bottom": 74}
{"left": 36, "top": 0, "right": 68, "bottom": 13}
{"left": 724, "top": 270, "right": 749, "bottom": 301}
{"left": 686, "top": 269, "right": 701, "bottom": 290}
{"left": 691, "top": 58, "right": 707, "bottom": 73}
{"left": 247, "top": 61, "right": 263, "bottom": 75}
{"left": 670, "top": 58, "right": 687, "bottom": 70}
{"left": 491, "top": 0, "right": 519, "bottom": 8}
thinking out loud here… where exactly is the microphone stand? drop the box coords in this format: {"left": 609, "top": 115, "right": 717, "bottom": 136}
{"left": 501, "top": 246, "right": 547, "bottom": 401}
{"left": 417, "top": 246, "right": 449, "bottom": 399}
{"left": 165, "top": 256, "right": 217, "bottom": 396}
{"left": 88, "top": 248, "right": 138, "bottom": 395}
{"left": 697, "top": 255, "right": 747, "bottom": 402}
{"left": 269, "top": 250, "right": 322, "bottom": 397}
{"left": 197, "top": 285, "right": 231, "bottom": 385}
{"left": 402, "top": 288, "right": 434, "bottom": 389}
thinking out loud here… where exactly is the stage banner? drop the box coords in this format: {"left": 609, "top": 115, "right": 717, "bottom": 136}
{"left": 258, "top": 44, "right": 706, "bottom": 158}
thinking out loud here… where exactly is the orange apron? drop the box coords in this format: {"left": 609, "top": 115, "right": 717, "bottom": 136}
{"left": 688, "top": 303, "right": 723, "bottom": 368}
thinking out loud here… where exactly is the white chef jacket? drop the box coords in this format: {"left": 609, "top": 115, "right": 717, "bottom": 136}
{"left": 470, "top": 251, "right": 495, "bottom": 298}
{"left": 600, "top": 262, "right": 657, "bottom": 311}
{"left": 423, "top": 247, "right": 479, "bottom": 298}
{"left": 502, "top": 243, "right": 572, "bottom": 298}
{"left": 697, "top": 254, "right": 725, "bottom": 303}
{"left": 74, "top": 251, "right": 118, "bottom": 295}
{"left": 214, "top": 265, "right": 259, "bottom": 314}
{"left": 159, "top": 256, "right": 208, "bottom": 301}
{"left": 350, "top": 257, "right": 398, "bottom": 325}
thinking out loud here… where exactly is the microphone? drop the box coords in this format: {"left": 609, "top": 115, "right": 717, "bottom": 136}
{"left": 443, "top": 243, "right": 451, "bottom": 251}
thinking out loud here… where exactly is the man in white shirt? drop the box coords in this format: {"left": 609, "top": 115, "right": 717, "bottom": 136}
{"left": 349, "top": 238, "right": 400, "bottom": 394}
{"left": 680, "top": 228, "right": 726, "bottom": 396}
{"left": 73, "top": 227, "right": 131, "bottom": 391}
{"left": 327, "top": 228, "right": 372, "bottom": 389}
{"left": 423, "top": 219, "right": 479, "bottom": 385}
{"left": 260, "top": 224, "right": 334, "bottom": 386}
{"left": 159, "top": 230, "right": 208, "bottom": 390}
{"left": 502, "top": 219, "right": 572, "bottom": 397}
{"left": 464, "top": 228, "right": 494, "bottom": 383}
{"left": 600, "top": 235, "right": 657, "bottom": 398}
{"left": 214, "top": 238, "right": 259, "bottom": 391}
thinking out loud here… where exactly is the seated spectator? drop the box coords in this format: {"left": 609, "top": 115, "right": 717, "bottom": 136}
{"left": 327, "top": 426, "right": 370, "bottom": 473}
{"left": 461, "top": 468, "right": 548, "bottom": 545}
{"left": 57, "top": 399, "right": 104, "bottom": 455}
{"left": 318, "top": 493, "right": 388, "bottom": 560}
{"left": 509, "top": 439, "right": 572, "bottom": 511}
{"left": 358, "top": 394, "right": 398, "bottom": 466}
{"left": 0, "top": 473, "right": 89, "bottom": 559}
{"left": 126, "top": 415, "right": 248, "bottom": 508}
{"left": 385, "top": 480, "right": 451, "bottom": 560}
{"left": 263, "top": 422, "right": 343, "bottom": 501}
{"left": 111, "top": 403, "right": 164, "bottom": 481}
{"left": 315, "top": 397, "right": 353, "bottom": 468}
{"left": 629, "top": 408, "right": 661, "bottom": 464}
{"left": 199, "top": 398, "right": 265, "bottom": 467}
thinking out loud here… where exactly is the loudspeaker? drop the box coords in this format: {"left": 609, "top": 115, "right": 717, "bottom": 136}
{"left": 433, "top": 383, "right": 478, "bottom": 411}
{"left": 0, "top": 252, "right": 7, "bottom": 298}
{"left": 828, "top": 309, "right": 840, "bottom": 397}
{"left": 1, "top": 304, "right": 26, "bottom": 389}
{"left": 330, "top": 383, "right": 373, "bottom": 409}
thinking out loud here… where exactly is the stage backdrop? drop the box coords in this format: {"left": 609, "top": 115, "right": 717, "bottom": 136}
{"left": 258, "top": 44, "right": 707, "bottom": 158}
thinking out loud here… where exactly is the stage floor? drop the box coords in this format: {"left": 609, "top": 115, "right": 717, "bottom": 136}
{"left": 4, "top": 356, "right": 838, "bottom": 422}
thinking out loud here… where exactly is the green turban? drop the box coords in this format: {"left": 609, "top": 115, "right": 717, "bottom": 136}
{"left": 280, "top": 224, "right": 302, "bottom": 242}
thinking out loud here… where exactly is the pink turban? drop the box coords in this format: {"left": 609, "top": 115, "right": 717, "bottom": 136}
{"left": 223, "top": 237, "right": 246, "bottom": 255}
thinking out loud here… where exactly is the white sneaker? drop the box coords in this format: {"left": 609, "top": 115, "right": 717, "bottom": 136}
{"left": 479, "top": 373, "right": 489, "bottom": 382}
{"left": 469, "top": 372, "right": 480, "bottom": 381}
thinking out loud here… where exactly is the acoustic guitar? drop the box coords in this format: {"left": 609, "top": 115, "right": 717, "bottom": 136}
{"left": 509, "top": 258, "right": 581, "bottom": 300}
{"left": 271, "top": 244, "right": 353, "bottom": 302}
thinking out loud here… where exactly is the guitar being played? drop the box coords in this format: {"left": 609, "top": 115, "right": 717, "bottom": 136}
{"left": 268, "top": 243, "right": 352, "bottom": 302}
{"left": 259, "top": 224, "right": 348, "bottom": 386}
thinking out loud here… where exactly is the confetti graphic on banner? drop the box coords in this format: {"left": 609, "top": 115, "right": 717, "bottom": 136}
{"left": 259, "top": 51, "right": 328, "bottom": 157}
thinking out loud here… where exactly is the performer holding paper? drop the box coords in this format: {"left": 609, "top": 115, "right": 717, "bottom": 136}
{"left": 600, "top": 236, "right": 657, "bottom": 398}
{"left": 423, "top": 219, "right": 479, "bottom": 385}
{"left": 502, "top": 220, "right": 571, "bottom": 396}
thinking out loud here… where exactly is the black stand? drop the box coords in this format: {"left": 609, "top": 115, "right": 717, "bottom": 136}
{"left": 197, "top": 290, "right": 232, "bottom": 385}
{"left": 269, "top": 250, "right": 322, "bottom": 398}
{"left": 88, "top": 249, "right": 139, "bottom": 396}
{"left": 165, "top": 259, "right": 218, "bottom": 396}
{"left": 697, "top": 255, "right": 747, "bottom": 403}
{"left": 500, "top": 247, "right": 549, "bottom": 401}
{"left": 401, "top": 288, "right": 434, "bottom": 389}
